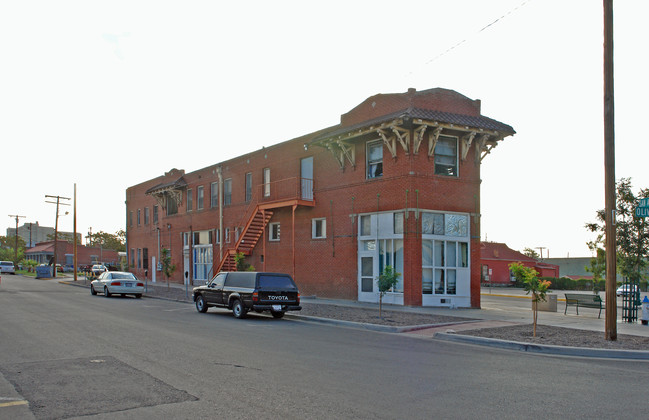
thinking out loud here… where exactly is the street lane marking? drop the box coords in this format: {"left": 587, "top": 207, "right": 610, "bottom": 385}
{"left": 0, "top": 400, "right": 28, "bottom": 407}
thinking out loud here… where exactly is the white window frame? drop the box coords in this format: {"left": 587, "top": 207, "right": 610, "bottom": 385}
{"left": 263, "top": 168, "right": 271, "bottom": 197}
{"left": 269, "top": 222, "right": 280, "bottom": 241}
{"left": 197, "top": 185, "right": 204, "bottom": 210}
{"left": 210, "top": 182, "right": 218, "bottom": 208}
{"left": 366, "top": 140, "right": 383, "bottom": 179}
{"left": 187, "top": 188, "right": 193, "bottom": 211}
{"left": 312, "top": 218, "right": 326, "bottom": 239}
{"left": 434, "top": 135, "right": 459, "bottom": 177}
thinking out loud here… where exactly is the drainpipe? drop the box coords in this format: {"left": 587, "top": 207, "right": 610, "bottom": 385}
{"left": 217, "top": 166, "right": 223, "bottom": 262}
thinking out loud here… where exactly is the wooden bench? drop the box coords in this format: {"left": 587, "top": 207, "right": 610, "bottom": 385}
{"left": 564, "top": 293, "right": 604, "bottom": 318}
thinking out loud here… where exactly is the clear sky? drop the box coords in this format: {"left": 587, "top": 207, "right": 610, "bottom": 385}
{"left": 1, "top": 1, "right": 647, "bottom": 258}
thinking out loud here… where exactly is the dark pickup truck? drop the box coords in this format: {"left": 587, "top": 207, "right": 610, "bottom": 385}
{"left": 193, "top": 271, "right": 301, "bottom": 319}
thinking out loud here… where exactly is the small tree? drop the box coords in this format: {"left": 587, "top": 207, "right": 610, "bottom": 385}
{"left": 509, "top": 262, "right": 551, "bottom": 337}
{"left": 161, "top": 248, "right": 176, "bottom": 291}
{"left": 234, "top": 252, "right": 255, "bottom": 271}
{"left": 377, "top": 265, "right": 400, "bottom": 319}
{"left": 21, "top": 259, "right": 38, "bottom": 273}
{"left": 522, "top": 247, "right": 540, "bottom": 260}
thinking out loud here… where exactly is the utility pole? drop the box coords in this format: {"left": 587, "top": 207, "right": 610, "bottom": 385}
{"left": 535, "top": 246, "right": 546, "bottom": 260}
{"left": 8, "top": 214, "right": 26, "bottom": 263}
{"left": 45, "top": 195, "right": 71, "bottom": 278}
{"left": 603, "top": 0, "right": 617, "bottom": 341}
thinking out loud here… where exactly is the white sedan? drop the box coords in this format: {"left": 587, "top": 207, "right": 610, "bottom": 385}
{"left": 91, "top": 271, "right": 144, "bottom": 298}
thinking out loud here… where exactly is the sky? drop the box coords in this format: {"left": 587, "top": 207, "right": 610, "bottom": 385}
{"left": 1, "top": 0, "right": 647, "bottom": 258}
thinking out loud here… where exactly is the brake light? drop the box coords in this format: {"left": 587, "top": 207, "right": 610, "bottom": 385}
{"left": 252, "top": 292, "right": 259, "bottom": 302}
{"left": 111, "top": 281, "right": 121, "bottom": 286}
{"left": 136, "top": 282, "right": 144, "bottom": 287}
{"left": 297, "top": 293, "right": 300, "bottom": 304}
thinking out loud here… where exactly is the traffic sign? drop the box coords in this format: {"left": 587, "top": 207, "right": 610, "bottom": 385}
{"left": 639, "top": 197, "right": 649, "bottom": 208}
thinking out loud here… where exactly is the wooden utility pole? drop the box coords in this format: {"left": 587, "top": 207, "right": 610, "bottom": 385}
{"left": 603, "top": 0, "right": 617, "bottom": 341}
{"left": 45, "top": 194, "right": 71, "bottom": 278}
{"left": 8, "top": 214, "right": 26, "bottom": 263}
{"left": 73, "top": 184, "right": 78, "bottom": 281}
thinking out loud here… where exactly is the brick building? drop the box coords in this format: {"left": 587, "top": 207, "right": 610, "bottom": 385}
{"left": 126, "top": 87, "right": 515, "bottom": 308}
{"left": 24, "top": 241, "right": 120, "bottom": 267}
{"left": 480, "top": 242, "right": 560, "bottom": 285}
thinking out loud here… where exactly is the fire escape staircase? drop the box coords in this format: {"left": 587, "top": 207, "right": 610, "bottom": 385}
{"left": 216, "top": 207, "right": 273, "bottom": 272}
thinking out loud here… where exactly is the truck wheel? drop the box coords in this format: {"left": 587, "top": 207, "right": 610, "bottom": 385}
{"left": 232, "top": 299, "right": 247, "bottom": 319}
{"left": 270, "top": 310, "right": 285, "bottom": 319}
{"left": 195, "top": 295, "right": 208, "bottom": 313}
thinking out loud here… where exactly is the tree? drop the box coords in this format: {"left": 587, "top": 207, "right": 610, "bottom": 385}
{"left": 522, "top": 247, "right": 540, "bottom": 260}
{"left": 234, "top": 252, "right": 255, "bottom": 271}
{"left": 585, "top": 178, "right": 649, "bottom": 284}
{"left": 377, "top": 265, "right": 400, "bottom": 319}
{"left": 0, "top": 235, "right": 26, "bottom": 263}
{"left": 509, "top": 262, "right": 551, "bottom": 337}
{"left": 161, "top": 247, "right": 176, "bottom": 290}
{"left": 88, "top": 230, "right": 126, "bottom": 252}
{"left": 46, "top": 232, "right": 81, "bottom": 245}
{"left": 585, "top": 240, "right": 606, "bottom": 292}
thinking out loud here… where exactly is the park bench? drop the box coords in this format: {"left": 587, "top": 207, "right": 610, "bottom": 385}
{"left": 564, "top": 293, "right": 604, "bottom": 319}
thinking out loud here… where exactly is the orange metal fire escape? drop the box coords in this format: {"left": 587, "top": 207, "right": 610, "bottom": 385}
{"left": 215, "top": 177, "right": 314, "bottom": 274}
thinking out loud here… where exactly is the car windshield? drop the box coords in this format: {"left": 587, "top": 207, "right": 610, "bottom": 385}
{"left": 258, "top": 275, "right": 296, "bottom": 290}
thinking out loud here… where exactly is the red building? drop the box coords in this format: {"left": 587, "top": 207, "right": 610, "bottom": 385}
{"left": 126, "top": 88, "right": 515, "bottom": 308}
{"left": 24, "top": 241, "right": 121, "bottom": 267}
{"left": 480, "top": 242, "right": 559, "bottom": 285}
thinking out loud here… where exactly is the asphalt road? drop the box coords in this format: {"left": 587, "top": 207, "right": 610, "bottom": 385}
{"left": 1, "top": 275, "right": 649, "bottom": 419}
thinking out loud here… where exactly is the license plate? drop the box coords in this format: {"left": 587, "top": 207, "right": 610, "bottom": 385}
{"left": 272, "top": 305, "right": 282, "bottom": 311}
{"left": 124, "top": 283, "right": 132, "bottom": 287}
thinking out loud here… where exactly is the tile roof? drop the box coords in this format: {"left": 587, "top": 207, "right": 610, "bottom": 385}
{"left": 481, "top": 242, "right": 537, "bottom": 262}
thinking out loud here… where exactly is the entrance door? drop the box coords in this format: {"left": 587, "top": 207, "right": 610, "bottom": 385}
{"left": 358, "top": 252, "right": 377, "bottom": 302}
{"left": 300, "top": 157, "right": 313, "bottom": 200}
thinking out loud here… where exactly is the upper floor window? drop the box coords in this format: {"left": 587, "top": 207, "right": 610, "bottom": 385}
{"left": 129, "top": 211, "right": 133, "bottom": 227}
{"left": 137, "top": 209, "right": 141, "bottom": 226}
{"left": 210, "top": 182, "right": 218, "bottom": 208}
{"left": 153, "top": 205, "right": 159, "bottom": 224}
{"left": 366, "top": 140, "right": 383, "bottom": 179}
{"left": 224, "top": 179, "right": 232, "bottom": 205}
{"left": 197, "top": 186, "right": 204, "bottom": 210}
{"left": 187, "top": 188, "right": 193, "bottom": 211}
{"left": 144, "top": 207, "right": 150, "bottom": 225}
{"left": 166, "top": 194, "right": 178, "bottom": 215}
{"left": 263, "top": 168, "right": 271, "bottom": 197}
{"left": 434, "top": 135, "right": 458, "bottom": 176}
{"left": 245, "top": 172, "right": 253, "bottom": 202}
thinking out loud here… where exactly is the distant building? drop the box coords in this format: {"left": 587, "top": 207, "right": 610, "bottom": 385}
{"left": 544, "top": 257, "right": 593, "bottom": 279}
{"left": 480, "top": 242, "right": 559, "bottom": 285}
{"left": 25, "top": 241, "right": 120, "bottom": 267}
{"left": 6, "top": 221, "right": 81, "bottom": 248}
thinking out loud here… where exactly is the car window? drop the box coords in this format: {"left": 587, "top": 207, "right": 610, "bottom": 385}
{"left": 209, "top": 273, "right": 226, "bottom": 288}
{"left": 112, "top": 273, "right": 135, "bottom": 280}
{"left": 224, "top": 273, "right": 255, "bottom": 288}
{"left": 258, "top": 274, "right": 297, "bottom": 289}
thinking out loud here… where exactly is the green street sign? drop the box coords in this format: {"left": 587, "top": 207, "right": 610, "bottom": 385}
{"left": 640, "top": 197, "right": 649, "bottom": 208}
{"left": 635, "top": 206, "right": 649, "bottom": 218}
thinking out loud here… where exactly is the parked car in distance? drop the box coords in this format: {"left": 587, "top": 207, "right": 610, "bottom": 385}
{"left": 616, "top": 283, "right": 640, "bottom": 297}
{"left": 63, "top": 264, "right": 75, "bottom": 272}
{"left": 0, "top": 261, "right": 16, "bottom": 274}
{"left": 193, "top": 271, "right": 301, "bottom": 319}
{"left": 91, "top": 271, "right": 144, "bottom": 298}
{"left": 91, "top": 264, "right": 108, "bottom": 277}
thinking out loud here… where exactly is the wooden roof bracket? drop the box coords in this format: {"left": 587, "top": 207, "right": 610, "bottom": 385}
{"left": 337, "top": 140, "right": 356, "bottom": 169}
{"left": 392, "top": 126, "right": 410, "bottom": 154}
{"left": 427, "top": 127, "right": 443, "bottom": 157}
{"left": 478, "top": 134, "right": 499, "bottom": 163}
{"left": 413, "top": 125, "right": 428, "bottom": 154}
{"left": 377, "top": 129, "right": 398, "bottom": 159}
{"left": 461, "top": 131, "right": 477, "bottom": 161}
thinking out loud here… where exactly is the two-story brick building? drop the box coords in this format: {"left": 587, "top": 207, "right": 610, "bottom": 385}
{"left": 126, "top": 87, "right": 515, "bottom": 308}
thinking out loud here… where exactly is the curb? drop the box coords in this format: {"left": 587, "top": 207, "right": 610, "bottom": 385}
{"left": 433, "top": 332, "right": 649, "bottom": 360}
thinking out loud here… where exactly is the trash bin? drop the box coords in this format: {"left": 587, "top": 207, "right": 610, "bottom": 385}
{"left": 533, "top": 293, "right": 557, "bottom": 312}
{"left": 642, "top": 296, "right": 649, "bottom": 326}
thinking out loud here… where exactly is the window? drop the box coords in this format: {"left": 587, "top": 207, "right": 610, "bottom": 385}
{"left": 312, "top": 218, "right": 326, "bottom": 239}
{"left": 137, "top": 248, "right": 142, "bottom": 269}
{"left": 215, "top": 229, "right": 220, "bottom": 244}
{"left": 360, "top": 215, "right": 371, "bottom": 236}
{"left": 224, "top": 179, "right": 232, "bottom": 205}
{"left": 269, "top": 222, "right": 280, "bottom": 241}
{"left": 130, "top": 248, "right": 135, "bottom": 267}
{"left": 434, "top": 135, "right": 458, "bottom": 176}
{"left": 393, "top": 212, "right": 404, "bottom": 234}
{"left": 366, "top": 140, "right": 383, "bottom": 179}
{"left": 187, "top": 188, "right": 193, "bottom": 211}
{"left": 225, "top": 227, "right": 230, "bottom": 243}
{"left": 137, "top": 209, "right": 141, "bottom": 226}
{"left": 153, "top": 205, "right": 158, "bottom": 224}
{"left": 197, "top": 186, "right": 204, "bottom": 210}
{"left": 245, "top": 172, "right": 253, "bottom": 202}
{"left": 263, "top": 168, "right": 270, "bottom": 197}
{"left": 129, "top": 211, "right": 133, "bottom": 227}
{"left": 211, "top": 182, "right": 218, "bottom": 208}
{"left": 422, "top": 239, "right": 467, "bottom": 296}
{"left": 143, "top": 248, "right": 148, "bottom": 269}
{"left": 144, "top": 207, "right": 150, "bottom": 225}
{"left": 166, "top": 194, "right": 178, "bottom": 215}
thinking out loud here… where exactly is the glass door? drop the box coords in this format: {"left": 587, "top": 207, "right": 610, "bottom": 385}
{"left": 300, "top": 156, "right": 313, "bottom": 200}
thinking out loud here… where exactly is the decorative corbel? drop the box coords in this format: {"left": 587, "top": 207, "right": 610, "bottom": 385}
{"left": 428, "top": 127, "right": 443, "bottom": 157}
{"left": 475, "top": 134, "right": 490, "bottom": 163}
{"left": 325, "top": 142, "right": 345, "bottom": 169}
{"left": 413, "top": 125, "right": 428, "bottom": 154}
{"left": 337, "top": 140, "right": 356, "bottom": 168}
{"left": 377, "top": 129, "right": 398, "bottom": 158}
{"left": 461, "top": 131, "right": 477, "bottom": 161}
{"left": 391, "top": 126, "right": 410, "bottom": 154}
